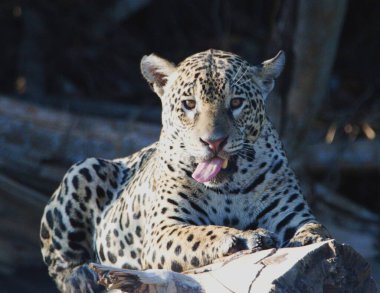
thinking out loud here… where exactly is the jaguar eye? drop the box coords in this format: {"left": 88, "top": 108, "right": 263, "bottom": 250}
{"left": 182, "top": 99, "right": 196, "bottom": 110}
{"left": 230, "top": 98, "right": 244, "bottom": 110}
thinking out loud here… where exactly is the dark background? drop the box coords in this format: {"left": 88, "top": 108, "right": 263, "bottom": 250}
{"left": 0, "top": 0, "right": 379, "bottom": 291}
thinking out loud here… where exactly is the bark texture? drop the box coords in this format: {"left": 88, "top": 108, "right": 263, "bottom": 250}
{"left": 90, "top": 240, "right": 377, "bottom": 292}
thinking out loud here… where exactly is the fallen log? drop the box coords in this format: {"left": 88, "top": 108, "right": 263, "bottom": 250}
{"left": 0, "top": 95, "right": 160, "bottom": 193}
{"left": 0, "top": 96, "right": 378, "bottom": 196}
{"left": 90, "top": 240, "right": 377, "bottom": 292}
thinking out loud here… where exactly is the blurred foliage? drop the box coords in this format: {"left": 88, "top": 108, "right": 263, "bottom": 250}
{"left": 0, "top": 0, "right": 378, "bottom": 123}
{"left": 323, "top": 0, "right": 380, "bottom": 129}
{"left": 0, "top": 0, "right": 276, "bottom": 104}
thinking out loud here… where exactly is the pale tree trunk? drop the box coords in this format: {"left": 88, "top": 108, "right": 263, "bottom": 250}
{"left": 284, "top": 0, "right": 348, "bottom": 151}
{"left": 90, "top": 240, "right": 377, "bottom": 293}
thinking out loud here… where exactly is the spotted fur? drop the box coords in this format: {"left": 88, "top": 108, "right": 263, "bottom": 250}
{"left": 40, "top": 49, "right": 331, "bottom": 292}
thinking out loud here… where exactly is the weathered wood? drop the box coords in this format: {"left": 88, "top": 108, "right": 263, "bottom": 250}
{"left": 0, "top": 95, "right": 159, "bottom": 193}
{"left": 90, "top": 240, "right": 377, "bottom": 292}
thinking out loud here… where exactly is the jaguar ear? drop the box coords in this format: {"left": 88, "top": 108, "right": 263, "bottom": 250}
{"left": 251, "top": 50, "right": 285, "bottom": 97}
{"left": 141, "top": 54, "right": 176, "bottom": 98}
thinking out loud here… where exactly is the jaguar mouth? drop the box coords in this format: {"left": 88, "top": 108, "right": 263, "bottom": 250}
{"left": 192, "top": 156, "right": 236, "bottom": 183}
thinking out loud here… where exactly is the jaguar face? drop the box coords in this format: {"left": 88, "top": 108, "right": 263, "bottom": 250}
{"left": 141, "top": 49, "right": 285, "bottom": 186}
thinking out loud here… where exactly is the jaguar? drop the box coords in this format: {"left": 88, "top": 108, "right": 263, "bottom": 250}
{"left": 40, "top": 49, "right": 331, "bottom": 292}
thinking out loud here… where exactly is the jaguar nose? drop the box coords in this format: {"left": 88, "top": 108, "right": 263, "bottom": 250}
{"left": 199, "top": 136, "right": 229, "bottom": 152}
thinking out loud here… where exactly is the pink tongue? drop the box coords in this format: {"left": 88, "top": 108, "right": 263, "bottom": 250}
{"left": 192, "top": 157, "right": 224, "bottom": 183}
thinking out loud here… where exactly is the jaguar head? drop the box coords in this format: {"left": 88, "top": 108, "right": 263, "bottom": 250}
{"left": 141, "top": 49, "right": 284, "bottom": 186}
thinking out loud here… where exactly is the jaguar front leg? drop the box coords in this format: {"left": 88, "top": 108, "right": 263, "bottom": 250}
{"left": 287, "top": 222, "right": 332, "bottom": 247}
{"left": 142, "top": 221, "right": 279, "bottom": 272}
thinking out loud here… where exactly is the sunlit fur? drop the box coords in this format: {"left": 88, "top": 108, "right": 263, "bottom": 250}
{"left": 40, "top": 49, "right": 330, "bottom": 292}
